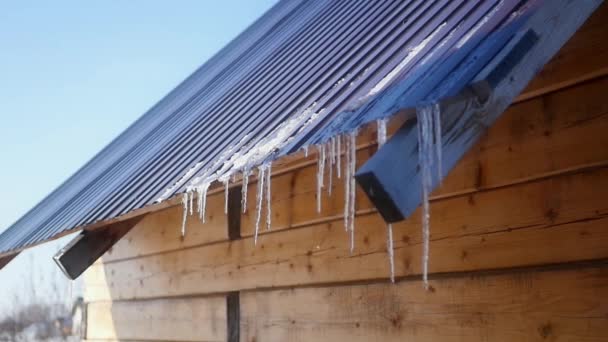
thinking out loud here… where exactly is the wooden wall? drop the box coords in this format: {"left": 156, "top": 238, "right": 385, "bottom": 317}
{"left": 83, "top": 4, "right": 608, "bottom": 342}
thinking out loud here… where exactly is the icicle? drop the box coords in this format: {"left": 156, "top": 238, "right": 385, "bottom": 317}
{"left": 331, "top": 137, "right": 336, "bottom": 165}
{"left": 197, "top": 186, "right": 203, "bottom": 219}
{"left": 348, "top": 131, "right": 357, "bottom": 253}
{"left": 343, "top": 135, "right": 351, "bottom": 232}
{"left": 316, "top": 144, "right": 326, "bottom": 213}
{"left": 196, "top": 183, "right": 210, "bottom": 223}
{"left": 377, "top": 118, "right": 388, "bottom": 147}
{"left": 433, "top": 103, "right": 443, "bottom": 183}
{"left": 328, "top": 139, "right": 334, "bottom": 196}
{"left": 224, "top": 179, "right": 229, "bottom": 215}
{"left": 254, "top": 165, "right": 266, "bottom": 245}
{"left": 181, "top": 192, "right": 189, "bottom": 237}
{"left": 417, "top": 105, "right": 434, "bottom": 289}
{"left": 336, "top": 136, "right": 342, "bottom": 179}
{"left": 188, "top": 189, "right": 194, "bottom": 216}
{"left": 387, "top": 223, "right": 395, "bottom": 283}
{"left": 266, "top": 162, "right": 272, "bottom": 230}
{"left": 242, "top": 169, "right": 250, "bottom": 213}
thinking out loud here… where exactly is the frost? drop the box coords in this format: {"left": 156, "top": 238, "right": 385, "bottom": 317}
{"left": 156, "top": 134, "right": 250, "bottom": 203}
{"left": 377, "top": 118, "right": 388, "bottom": 147}
{"left": 387, "top": 223, "right": 395, "bottom": 283}
{"left": 216, "top": 104, "right": 322, "bottom": 179}
{"left": 166, "top": 102, "right": 325, "bottom": 240}
{"left": 416, "top": 103, "right": 443, "bottom": 289}
{"left": 368, "top": 23, "right": 447, "bottom": 97}
{"left": 456, "top": 0, "right": 505, "bottom": 49}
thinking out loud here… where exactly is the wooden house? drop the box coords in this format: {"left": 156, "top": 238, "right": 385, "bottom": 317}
{"left": 1, "top": 0, "right": 607, "bottom": 341}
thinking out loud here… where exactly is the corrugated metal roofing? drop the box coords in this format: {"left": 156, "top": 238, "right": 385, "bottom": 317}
{"left": 0, "top": 0, "right": 548, "bottom": 255}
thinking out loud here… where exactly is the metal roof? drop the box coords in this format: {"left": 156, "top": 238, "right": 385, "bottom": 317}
{"left": 0, "top": 0, "right": 547, "bottom": 255}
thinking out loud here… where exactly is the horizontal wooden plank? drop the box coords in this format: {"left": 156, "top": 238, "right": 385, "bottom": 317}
{"left": 241, "top": 264, "right": 608, "bottom": 342}
{"left": 241, "top": 76, "right": 608, "bottom": 236}
{"left": 519, "top": 2, "right": 608, "bottom": 101}
{"left": 102, "top": 192, "right": 227, "bottom": 262}
{"left": 85, "top": 165, "right": 608, "bottom": 301}
{"left": 97, "top": 74, "right": 608, "bottom": 263}
{"left": 86, "top": 297, "right": 226, "bottom": 342}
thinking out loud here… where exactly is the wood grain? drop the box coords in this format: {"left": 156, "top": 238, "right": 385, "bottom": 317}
{"left": 85, "top": 165, "right": 608, "bottom": 301}
{"left": 86, "top": 296, "right": 226, "bottom": 341}
{"left": 101, "top": 192, "right": 227, "bottom": 262}
{"left": 518, "top": 2, "right": 608, "bottom": 101}
{"left": 241, "top": 264, "right": 608, "bottom": 342}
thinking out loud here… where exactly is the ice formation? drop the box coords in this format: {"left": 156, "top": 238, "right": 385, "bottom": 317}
{"left": 265, "top": 163, "right": 272, "bottom": 231}
{"left": 343, "top": 135, "right": 351, "bottom": 232}
{"left": 316, "top": 144, "right": 326, "bottom": 213}
{"left": 223, "top": 180, "right": 229, "bottom": 214}
{"left": 367, "top": 23, "right": 447, "bottom": 97}
{"left": 416, "top": 103, "right": 442, "bottom": 289}
{"left": 339, "top": 131, "right": 358, "bottom": 252}
{"left": 159, "top": 32, "right": 447, "bottom": 285}
{"left": 386, "top": 223, "right": 395, "bottom": 283}
{"left": 328, "top": 137, "right": 335, "bottom": 196}
{"left": 348, "top": 132, "right": 357, "bottom": 253}
{"left": 336, "top": 136, "right": 341, "bottom": 178}
{"left": 181, "top": 192, "right": 189, "bottom": 237}
{"left": 432, "top": 103, "right": 443, "bottom": 181}
{"left": 377, "top": 118, "right": 388, "bottom": 147}
{"left": 241, "top": 169, "right": 250, "bottom": 213}
{"left": 254, "top": 165, "right": 267, "bottom": 245}
{"left": 195, "top": 182, "right": 210, "bottom": 223}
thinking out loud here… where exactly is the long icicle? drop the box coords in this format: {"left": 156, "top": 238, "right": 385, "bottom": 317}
{"left": 224, "top": 179, "right": 229, "bottom": 215}
{"left": 197, "top": 183, "right": 210, "bottom": 223}
{"left": 336, "top": 136, "right": 342, "bottom": 179}
{"left": 266, "top": 162, "right": 272, "bottom": 230}
{"left": 343, "top": 135, "right": 351, "bottom": 232}
{"left": 349, "top": 131, "right": 357, "bottom": 253}
{"left": 417, "top": 105, "right": 434, "bottom": 289}
{"left": 316, "top": 144, "right": 325, "bottom": 213}
{"left": 387, "top": 223, "right": 395, "bottom": 283}
{"left": 181, "top": 192, "right": 189, "bottom": 237}
{"left": 328, "top": 139, "right": 334, "bottom": 196}
{"left": 188, "top": 189, "right": 194, "bottom": 216}
{"left": 433, "top": 103, "right": 443, "bottom": 183}
{"left": 254, "top": 165, "right": 266, "bottom": 245}
{"left": 242, "top": 169, "right": 250, "bottom": 214}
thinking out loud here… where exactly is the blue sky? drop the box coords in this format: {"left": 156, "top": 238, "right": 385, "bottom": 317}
{"left": 0, "top": 0, "right": 277, "bottom": 233}
{"left": 0, "top": 0, "right": 277, "bottom": 313}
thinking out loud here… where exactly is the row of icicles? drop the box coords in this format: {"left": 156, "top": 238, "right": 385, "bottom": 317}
{"left": 180, "top": 103, "right": 442, "bottom": 288}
